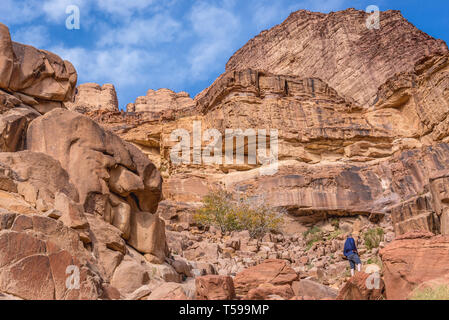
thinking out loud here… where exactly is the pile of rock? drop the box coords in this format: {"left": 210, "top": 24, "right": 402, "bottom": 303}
{"left": 162, "top": 214, "right": 395, "bottom": 292}
{"left": 0, "top": 22, "right": 178, "bottom": 300}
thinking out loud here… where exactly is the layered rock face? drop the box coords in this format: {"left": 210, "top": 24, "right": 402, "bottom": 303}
{"left": 225, "top": 9, "right": 447, "bottom": 107}
{"left": 78, "top": 8, "right": 449, "bottom": 300}
{"left": 93, "top": 53, "right": 449, "bottom": 236}
{"left": 127, "top": 88, "right": 195, "bottom": 115}
{"left": 65, "top": 83, "right": 119, "bottom": 113}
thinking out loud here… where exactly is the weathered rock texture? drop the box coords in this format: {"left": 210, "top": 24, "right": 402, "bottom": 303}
{"left": 65, "top": 83, "right": 119, "bottom": 113}
{"left": 27, "top": 108, "right": 166, "bottom": 263}
{"left": 0, "top": 212, "right": 102, "bottom": 300}
{"left": 234, "top": 259, "right": 298, "bottom": 297}
{"left": 336, "top": 272, "right": 384, "bottom": 300}
{"left": 380, "top": 232, "right": 449, "bottom": 300}
{"left": 0, "top": 23, "right": 76, "bottom": 104}
{"left": 0, "top": 23, "right": 173, "bottom": 300}
{"left": 195, "top": 275, "right": 236, "bottom": 300}
{"left": 225, "top": 9, "right": 448, "bottom": 107}
{"left": 79, "top": 8, "right": 449, "bottom": 299}
{"left": 127, "top": 89, "right": 195, "bottom": 115}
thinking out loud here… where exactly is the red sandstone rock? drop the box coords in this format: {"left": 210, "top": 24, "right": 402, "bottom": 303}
{"left": 244, "top": 283, "right": 294, "bottom": 300}
{"left": 234, "top": 259, "right": 298, "bottom": 296}
{"left": 380, "top": 233, "right": 449, "bottom": 300}
{"left": 195, "top": 275, "right": 235, "bottom": 300}
{"left": 65, "top": 83, "right": 119, "bottom": 113}
{"left": 337, "top": 272, "right": 384, "bottom": 300}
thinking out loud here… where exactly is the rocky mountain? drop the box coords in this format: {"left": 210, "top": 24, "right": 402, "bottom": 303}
{"left": 226, "top": 9, "right": 447, "bottom": 107}
{"left": 1, "top": 7, "right": 449, "bottom": 300}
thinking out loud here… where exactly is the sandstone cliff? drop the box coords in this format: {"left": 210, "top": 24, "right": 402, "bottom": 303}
{"left": 76, "top": 8, "right": 449, "bottom": 299}
{"left": 2, "top": 6, "right": 449, "bottom": 300}
{"left": 225, "top": 9, "right": 448, "bottom": 107}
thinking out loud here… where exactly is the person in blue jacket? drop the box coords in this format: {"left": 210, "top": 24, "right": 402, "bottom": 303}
{"left": 343, "top": 233, "right": 361, "bottom": 277}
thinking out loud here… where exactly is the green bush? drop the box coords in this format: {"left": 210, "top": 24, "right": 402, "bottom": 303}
{"left": 409, "top": 285, "right": 449, "bottom": 300}
{"left": 303, "top": 226, "right": 321, "bottom": 238}
{"left": 363, "top": 228, "right": 384, "bottom": 250}
{"left": 194, "top": 190, "right": 285, "bottom": 238}
{"left": 327, "top": 229, "right": 343, "bottom": 241}
{"left": 303, "top": 226, "right": 324, "bottom": 251}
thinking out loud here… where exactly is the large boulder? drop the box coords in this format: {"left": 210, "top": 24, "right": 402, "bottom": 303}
{"left": 336, "top": 272, "right": 384, "bottom": 300}
{"left": 9, "top": 43, "right": 77, "bottom": 102}
{"left": 147, "top": 282, "right": 190, "bottom": 300}
{"left": 234, "top": 259, "right": 298, "bottom": 296}
{"left": 0, "top": 23, "right": 77, "bottom": 154}
{"left": 195, "top": 275, "right": 236, "bottom": 300}
{"left": 0, "top": 212, "right": 102, "bottom": 300}
{"left": 128, "top": 211, "right": 167, "bottom": 264}
{"left": 292, "top": 279, "right": 338, "bottom": 300}
{"left": 0, "top": 23, "right": 76, "bottom": 103}
{"left": 27, "top": 108, "right": 162, "bottom": 215}
{"left": 27, "top": 108, "right": 165, "bottom": 261}
{"left": 245, "top": 283, "right": 294, "bottom": 300}
{"left": 0, "top": 151, "right": 79, "bottom": 208}
{"left": 380, "top": 232, "right": 449, "bottom": 300}
{"left": 110, "top": 255, "right": 150, "bottom": 297}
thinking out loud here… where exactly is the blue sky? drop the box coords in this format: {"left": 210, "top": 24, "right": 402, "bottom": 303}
{"left": 1, "top": 0, "right": 448, "bottom": 109}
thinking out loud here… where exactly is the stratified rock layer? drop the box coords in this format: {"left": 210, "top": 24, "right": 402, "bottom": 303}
{"left": 65, "top": 83, "right": 119, "bottom": 113}
{"left": 127, "top": 89, "right": 195, "bottom": 114}
{"left": 225, "top": 9, "right": 448, "bottom": 107}
{"left": 33, "top": 8, "right": 449, "bottom": 300}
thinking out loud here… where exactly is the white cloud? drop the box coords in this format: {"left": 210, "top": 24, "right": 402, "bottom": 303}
{"left": 12, "top": 25, "right": 50, "bottom": 48}
{"left": 99, "top": 14, "right": 181, "bottom": 47}
{"left": 51, "top": 45, "right": 154, "bottom": 87}
{"left": 188, "top": 2, "right": 241, "bottom": 79}
{"left": 0, "top": 0, "right": 42, "bottom": 25}
{"left": 96, "top": 0, "right": 154, "bottom": 18}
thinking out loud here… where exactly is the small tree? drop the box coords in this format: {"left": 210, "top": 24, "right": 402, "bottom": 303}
{"left": 194, "top": 190, "right": 237, "bottom": 233}
{"left": 193, "top": 189, "right": 284, "bottom": 238}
